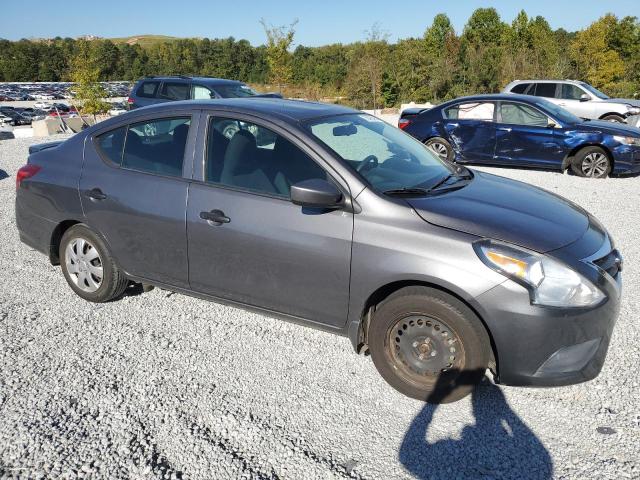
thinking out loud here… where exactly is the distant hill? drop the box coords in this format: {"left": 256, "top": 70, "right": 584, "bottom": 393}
{"left": 109, "top": 35, "right": 193, "bottom": 48}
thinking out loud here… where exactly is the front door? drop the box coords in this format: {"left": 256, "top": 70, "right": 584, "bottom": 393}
{"left": 187, "top": 116, "right": 353, "bottom": 327}
{"left": 443, "top": 101, "right": 497, "bottom": 163}
{"left": 494, "top": 101, "right": 565, "bottom": 168}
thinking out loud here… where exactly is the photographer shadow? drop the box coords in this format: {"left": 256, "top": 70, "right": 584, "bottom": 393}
{"left": 399, "top": 369, "right": 553, "bottom": 479}
{"left": 0, "top": 169, "right": 8, "bottom": 181}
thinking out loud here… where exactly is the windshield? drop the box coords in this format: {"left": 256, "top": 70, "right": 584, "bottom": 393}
{"left": 306, "top": 113, "right": 454, "bottom": 192}
{"left": 580, "top": 83, "right": 609, "bottom": 100}
{"left": 533, "top": 97, "right": 583, "bottom": 124}
{"left": 215, "top": 83, "right": 258, "bottom": 98}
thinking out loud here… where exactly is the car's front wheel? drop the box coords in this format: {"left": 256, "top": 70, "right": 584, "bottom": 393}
{"left": 60, "top": 224, "right": 129, "bottom": 302}
{"left": 601, "top": 114, "right": 625, "bottom": 123}
{"left": 425, "top": 137, "right": 454, "bottom": 162}
{"left": 571, "top": 146, "right": 611, "bottom": 178}
{"left": 369, "top": 287, "right": 490, "bottom": 403}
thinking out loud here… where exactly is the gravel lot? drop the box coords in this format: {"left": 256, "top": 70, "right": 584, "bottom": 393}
{"left": 1, "top": 136, "right": 639, "bottom": 480}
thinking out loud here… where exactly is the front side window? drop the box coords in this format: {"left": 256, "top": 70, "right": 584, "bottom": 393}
{"left": 499, "top": 102, "right": 549, "bottom": 127}
{"left": 533, "top": 83, "right": 557, "bottom": 98}
{"left": 445, "top": 102, "right": 495, "bottom": 121}
{"left": 122, "top": 117, "right": 191, "bottom": 177}
{"left": 307, "top": 113, "right": 453, "bottom": 193}
{"left": 213, "top": 83, "right": 258, "bottom": 98}
{"left": 137, "top": 81, "right": 160, "bottom": 98}
{"left": 206, "top": 117, "right": 327, "bottom": 197}
{"left": 561, "top": 84, "right": 585, "bottom": 100}
{"left": 193, "top": 85, "right": 214, "bottom": 99}
{"left": 159, "top": 82, "right": 190, "bottom": 101}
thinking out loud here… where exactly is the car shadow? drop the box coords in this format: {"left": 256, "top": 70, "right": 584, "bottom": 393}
{"left": 0, "top": 169, "right": 8, "bottom": 181}
{"left": 399, "top": 369, "right": 553, "bottom": 479}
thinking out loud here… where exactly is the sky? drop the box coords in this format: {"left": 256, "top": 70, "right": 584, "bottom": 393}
{"left": 2, "top": 0, "right": 639, "bottom": 46}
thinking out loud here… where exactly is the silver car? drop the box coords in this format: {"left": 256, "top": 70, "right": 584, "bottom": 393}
{"left": 503, "top": 79, "right": 640, "bottom": 126}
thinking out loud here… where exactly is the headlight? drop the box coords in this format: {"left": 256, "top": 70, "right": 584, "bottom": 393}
{"left": 613, "top": 135, "right": 640, "bottom": 146}
{"left": 474, "top": 241, "right": 605, "bottom": 308}
{"left": 626, "top": 106, "right": 640, "bottom": 115}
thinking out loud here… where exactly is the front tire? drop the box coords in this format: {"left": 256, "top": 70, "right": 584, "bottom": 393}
{"left": 601, "top": 114, "right": 625, "bottom": 123}
{"left": 60, "top": 224, "right": 129, "bottom": 302}
{"left": 425, "top": 137, "right": 454, "bottom": 162}
{"left": 369, "top": 287, "right": 490, "bottom": 403}
{"left": 570, "top": 146, "right": 611, "bottom": 178}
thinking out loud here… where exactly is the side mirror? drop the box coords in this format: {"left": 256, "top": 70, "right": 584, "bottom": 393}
{"left": 580, "top": 94, "right": 590, "bottom": 102}
{"left": 547, "top": 119, "right": 558, "bottom": 128}
{"left": 291, "top": 179, "right": 343, "bottom": 208}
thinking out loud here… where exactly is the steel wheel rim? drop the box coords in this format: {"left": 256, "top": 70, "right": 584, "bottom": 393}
{"left": 65, "top": 238, "right": 103, "bottom": 293}
{"left": 581, "top": 152, "right": 609, "bottom": 177}
{"left": 386, "top": 314, "right": 465, "bottom": 387}
{"left": 427, "top": 141, "right": 449, "bottom": 160}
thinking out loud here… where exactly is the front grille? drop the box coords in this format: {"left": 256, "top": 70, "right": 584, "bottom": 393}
{"left": 593, "top": 248, "right": 623, "bottom": 278}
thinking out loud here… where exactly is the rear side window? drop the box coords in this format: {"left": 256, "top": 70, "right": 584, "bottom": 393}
{"left": 510, "top": 83, "right": 531, "bottom": 94}
{"left": 533, "top": 83, "right": 557, "bottom": 98}
{"left": 96, "top": 127, "right": 126, "bottom": 164}
{"left": 136, "top": 81, "right": 160, "bottom": 98}
{"left": 444, "top": 102, "right": 495, "bottom": 121}
{"left": 159, "top": 82, "right": 190, "bottom": 101}
{"left": 122, "top": 117, "right": 191, "bottom": 177}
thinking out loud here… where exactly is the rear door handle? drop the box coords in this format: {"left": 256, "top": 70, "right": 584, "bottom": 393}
{"left": 85, "top": 188, "right": 107, "bottom": 201}
{"left": 200, "top": 209, "right": 230, "bottom": 225}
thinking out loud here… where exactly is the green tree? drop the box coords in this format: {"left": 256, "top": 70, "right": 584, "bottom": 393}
{"left": 70, "top": 41, "right": 110, "bottom": 118}
{"left": 260, "top": 19, "right": 297, "bottom": 92}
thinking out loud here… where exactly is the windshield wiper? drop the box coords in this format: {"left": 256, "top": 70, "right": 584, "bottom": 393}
{"left": 383, "top": 187, "right": 430, "bottom": 197}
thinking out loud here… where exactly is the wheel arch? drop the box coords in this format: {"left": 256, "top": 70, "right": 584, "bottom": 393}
{"left": 562, "top": 143, "right": 614, "bottom": 172}
{"left": 49, "top": 219, "right": 82, "bottom": 265}
{"left": 598, "top": 112, "right": 625, "bottom": 121}
{"left": 350, "top": 279, "right": 499, "bottom": 374}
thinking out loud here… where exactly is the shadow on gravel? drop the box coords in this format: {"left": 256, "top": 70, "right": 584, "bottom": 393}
{"left": 399, "top": 370, "right": 553, "bottom": 479}
{"left": 0, "top": 169, "right": 8, "bottom": 180}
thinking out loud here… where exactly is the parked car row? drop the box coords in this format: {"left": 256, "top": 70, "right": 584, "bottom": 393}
{"left": 0, "top": 82, "right": 132, "bottom": 102}
{"left": 399, "top": 93, "right": 640, "bottom": 178}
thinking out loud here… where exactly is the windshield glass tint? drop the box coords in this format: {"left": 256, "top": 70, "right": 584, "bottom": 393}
{"left": 215, "top": 84, "right": 258, "bottom": 98}
{"left": 533, "top": 98, "right": 583, "bottom": 124}
{"left": 306, "top": 114, "right": 452, "bottom": 192}
{"left": 580, "top": 83, "right": 609, "bottom": 100}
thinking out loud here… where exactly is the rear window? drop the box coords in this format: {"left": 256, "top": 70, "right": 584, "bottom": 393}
{"left": 159, "top": 82, "right": 190, "bottom": 101}
{"left": 533, "top": 83, "right": 557, "bottom": 98}
{"left": 136, "top": 81, "right": 160, "bottom": 98}
{"left": 510, "top": 83, "right": 531, "bottom": 94}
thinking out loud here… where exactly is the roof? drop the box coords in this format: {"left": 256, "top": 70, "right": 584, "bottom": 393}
{"left": 508, "top": 79, "right": 583, "bottom": 84}
{"left": 135, "top": 97, "right": 358, "bottom": 122}
{"left": 140, "top": 76, "right": 245, "bottom": 85}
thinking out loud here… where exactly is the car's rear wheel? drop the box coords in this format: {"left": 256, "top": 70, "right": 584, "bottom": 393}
{"left": 60, "top": 224, "right": 129, "bottom": 302}
{"left": 368, "top": 287, "right": 490, "bottom": 403}
{"left": 425, "top": 137, "right": 454, "bottom": 162}
{"left": 601, "top": 114, "right": 625, "bottom": 123}
{"left": 571, "top": 146, "right": 611, "bottom": 178}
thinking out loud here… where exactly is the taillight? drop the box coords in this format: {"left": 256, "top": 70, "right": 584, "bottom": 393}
{"left": 127, "top": 97, "right": 134, "bottom": 104}
{"left": 398, "top": 118, "right": 411, "bottom": 130}
{"left": 16, "top": 164, "right": 41, "bottom": 190}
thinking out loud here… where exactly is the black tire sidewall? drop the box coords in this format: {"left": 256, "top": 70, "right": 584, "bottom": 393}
{"left": 60, "top": 225, "right": 119, "bottom": 302}
{"left": 369, "top": 287, "right": 489, "bottom": 403}
{"left": 571, "top": 146, "right": 611, "bottom": 178}
{"left": 601, "top": 115, "right": 625, "bottom": 123}
{"left": 425, "top": 137, "right": 454, "bottom": 163}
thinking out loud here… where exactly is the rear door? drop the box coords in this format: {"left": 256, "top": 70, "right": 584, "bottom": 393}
{"left": 494, "top": 101, "right": 565, "bottom": 168}
{"left": 442, "top": 101, "right": 497, "bottom": 163}
{"left": 80, "top": 111, "right": 199, "bottom": 288}
{"left": 186, "top": 113, "right": 353, "bottom": 327}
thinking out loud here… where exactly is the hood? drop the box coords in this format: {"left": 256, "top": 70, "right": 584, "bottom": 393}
{"left": 602, "top": 97, "right": 640, "bottom": 107}
{"left": 407, "top": 172, "right": 589, "bottom": 253}
{"left": 574, "top": 119, "right": 640, "bottom": 136}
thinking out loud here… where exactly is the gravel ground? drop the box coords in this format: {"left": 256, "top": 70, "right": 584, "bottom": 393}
{"left": 1, "top": 136, "right": 639, "bottom": 480}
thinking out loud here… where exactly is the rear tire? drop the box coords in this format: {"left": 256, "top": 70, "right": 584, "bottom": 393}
{"left": 60, "top": 224, "right": 129, "bottom": 303}
{"left": 368, "top": 287, "right": 490, "bottom": 403}
{"left": 425, "top": 137, "right": 454, "bottom": 162}
{"left": 601, "top": 114, "right": 625, "bottom": 123}
{"left": 570, "top": 146, "right": 611, "bottom": 178}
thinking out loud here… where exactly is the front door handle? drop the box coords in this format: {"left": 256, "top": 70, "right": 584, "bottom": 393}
{"left": 200, "top": 209, "right": 230, "bottom": 225}
{"left": 85, "top": 188, "right": 107, "bottom": 201}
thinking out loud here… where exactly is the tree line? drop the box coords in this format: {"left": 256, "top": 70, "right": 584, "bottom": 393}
{"left": 1, "top": 8, "right": 639, "bottom": 108}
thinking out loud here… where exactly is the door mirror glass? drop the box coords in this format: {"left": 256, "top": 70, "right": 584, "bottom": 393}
{"left": 291, "top": 179, "right": 343, "bottom": 208}
{"left": 580, "top": 94, "right": 590, "bottom": 102}
{"left": 547, "top": 118, "right": 558, "bottom": 128}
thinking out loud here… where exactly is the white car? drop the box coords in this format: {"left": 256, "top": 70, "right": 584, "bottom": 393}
{"left": 108, "top": 107, "right": 127, "bottom": 116}
{"left": 503, "top": 79, "right": 640, "bottom": 127}
{"left": 33, "top": 102, "right": 53, "bottom": 111}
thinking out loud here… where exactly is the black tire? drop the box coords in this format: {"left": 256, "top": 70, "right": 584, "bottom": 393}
{"left": 425, "top": 137, "right": 454, "bottom": 162}
{"left": 570, "top": 146, "right": 612, "bottom": 178}
{"left": 60, "top": 224, "right": 129, "bottom": 302}
{"left": 369, "top": 287, "right": 490, "bottom": 403}
{"left": 600, "top": 114, "right": 625, "bottom": 123}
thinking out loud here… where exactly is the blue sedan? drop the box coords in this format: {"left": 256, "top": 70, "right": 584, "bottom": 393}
{"left": 398, "top": 93, "right": 640, "bottom": 178}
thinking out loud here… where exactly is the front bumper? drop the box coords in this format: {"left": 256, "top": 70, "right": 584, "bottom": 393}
{"left": 472, "top": 228, "right": 621, "bottom": 387}
{"left": 611, "top": 143, "right": 640, "bottom": 175}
